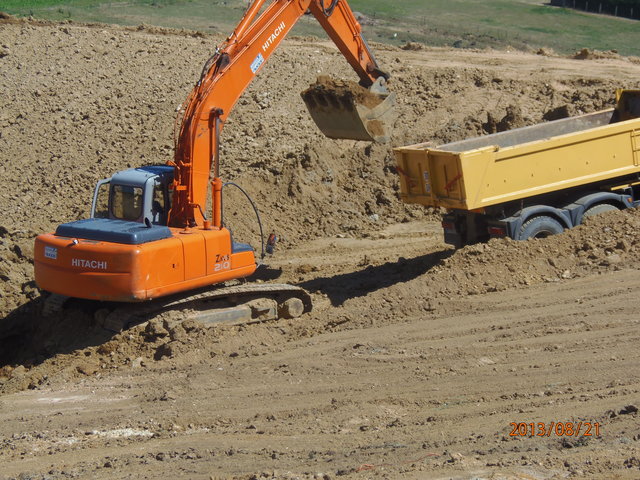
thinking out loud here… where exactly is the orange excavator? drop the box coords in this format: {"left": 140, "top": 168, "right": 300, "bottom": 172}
{"left": 33, "top": 0, "right": 394, "bottom": 327}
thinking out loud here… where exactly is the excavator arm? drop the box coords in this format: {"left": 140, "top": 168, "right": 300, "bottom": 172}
{"left": 170, "top": 0, "right": 394, "bottom": 228}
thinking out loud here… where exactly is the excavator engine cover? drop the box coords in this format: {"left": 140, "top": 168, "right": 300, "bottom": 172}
{"left": 301, "top": 76, "right": 395, "bottom": 143}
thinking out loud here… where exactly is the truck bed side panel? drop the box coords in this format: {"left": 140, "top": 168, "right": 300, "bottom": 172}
{"left": 396, "top": 113, "right": 640, "bottom": 211}
{"left": 476, "top": 126, "right": 638, "bottom": 207}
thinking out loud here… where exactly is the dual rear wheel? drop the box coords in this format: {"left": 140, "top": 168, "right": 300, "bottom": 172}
{"left": 517, "top": 203, "right": 619, "bottom": 240}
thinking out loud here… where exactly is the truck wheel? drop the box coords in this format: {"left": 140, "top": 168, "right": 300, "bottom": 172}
{"left": 583, "top": 203, "right": 619, "bottom": 219}
{"left": 518, "top": 215, "right": 564, "bottom": 240}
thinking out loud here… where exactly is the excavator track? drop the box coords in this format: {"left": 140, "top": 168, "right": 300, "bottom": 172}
{"left": 101, "top": 283, "right": 313, "bottom": 332}
{"left": 42, "top": 293, "right": 70, "bottom": 317}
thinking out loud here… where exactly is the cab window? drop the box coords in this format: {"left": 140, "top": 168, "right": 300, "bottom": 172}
{"left": 111, "top": 185, "right": 143, "bottom": 221}
{"left": 151, "top": 181, "right": 166, "bottom": 225}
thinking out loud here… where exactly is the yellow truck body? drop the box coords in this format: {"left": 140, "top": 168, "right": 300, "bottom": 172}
{"left": 395, "top": 90, "right": 640, "bottom": 211}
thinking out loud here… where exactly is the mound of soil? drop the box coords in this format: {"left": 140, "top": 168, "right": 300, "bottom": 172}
{"left": 404, "top": 208, "right": 640, "bottom": 300}
{"left": 0, "top": 12, "right": 17, "bottom": 23}
{"left": 483, "top": 103, "right": 527, "bottom": 133}
{"left": 572, "top": 48, "right": 622, "bottom": 60}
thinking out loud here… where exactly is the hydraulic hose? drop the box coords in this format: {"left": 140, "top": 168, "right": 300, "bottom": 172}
{"left": 322, "top": 0, "right": 339, "bottom": 17}
{"left": 221, "top": 182, "right": 266, "bottom": 261}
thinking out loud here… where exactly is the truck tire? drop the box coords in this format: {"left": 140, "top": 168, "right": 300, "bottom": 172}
{"left": 517, "top": 215, "right": 564, "bottom": 240}
{"left": 583, "top": 203, "right": 619, "bottom": 219}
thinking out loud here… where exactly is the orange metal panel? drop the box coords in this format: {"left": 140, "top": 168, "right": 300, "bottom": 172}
{"left": 34, "top": 226, "right": 257, "bottom": 302}
{"left": 177, "top": 230, "right": 207, "bottom": 280}
{"left": 145, "top": 262, "right": 256, "bottom": 299}
{"left": 34, "top": 234, "right": 144, "bottom": 301}
{"left": 231, "top": 251, "right": 256, "bottom": 270}
{"left": 204, "top": 228, "right": 233, "bottom": 276}
{"left": 138, "top": 236, "right": 184, "bottom": 291}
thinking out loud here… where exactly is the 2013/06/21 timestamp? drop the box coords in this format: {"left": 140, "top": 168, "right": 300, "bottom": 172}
{"left": 509, "top": 422, "right": 601, "bottom": 437}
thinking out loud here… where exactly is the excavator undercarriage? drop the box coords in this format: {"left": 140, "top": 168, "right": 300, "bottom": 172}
{"left": 43, "top": 282, "right": 312, "bottom": 332}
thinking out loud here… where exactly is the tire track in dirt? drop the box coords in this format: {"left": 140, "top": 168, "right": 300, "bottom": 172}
{"left": 1, "top": 269, "right": 639, "bottom": 479}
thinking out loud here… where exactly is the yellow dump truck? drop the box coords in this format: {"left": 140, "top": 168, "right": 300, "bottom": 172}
{"left": 395, "top": 89, "right": 640, "bottom": 246}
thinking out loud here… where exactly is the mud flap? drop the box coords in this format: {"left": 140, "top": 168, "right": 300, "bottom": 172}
{"left": 301, "top": 76, "right": 395, "bottom": 143}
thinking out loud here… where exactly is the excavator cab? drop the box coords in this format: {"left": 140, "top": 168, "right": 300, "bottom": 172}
{"left": 91, "top": 166, "right": 174, "bottom": 226}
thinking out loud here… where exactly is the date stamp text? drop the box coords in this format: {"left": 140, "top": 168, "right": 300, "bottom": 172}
{"left": 509, "top": 422, "right": 601, "bottom": 437}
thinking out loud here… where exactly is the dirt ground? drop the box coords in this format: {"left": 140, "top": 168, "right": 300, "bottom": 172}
{"left": 1, "top": 16, "right": 640, "bottom": 480}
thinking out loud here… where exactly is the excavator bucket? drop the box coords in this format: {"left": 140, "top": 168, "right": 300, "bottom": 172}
{"left": 301, "top": 76, "right": 395, "bottom": 143}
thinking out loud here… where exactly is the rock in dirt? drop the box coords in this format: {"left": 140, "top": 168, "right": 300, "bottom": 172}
{"left": 76, "top": 362, "right": 99, "bottom": 376}
{"left": 573, "top": 48, "right": 621, "bottom": 60}
{"left": 619, "top": 405, "right": 638, "bottom": 415}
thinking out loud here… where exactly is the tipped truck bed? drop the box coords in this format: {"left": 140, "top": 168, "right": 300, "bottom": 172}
{"left": 395, "top": 105, "right": 640, "bottom": 211}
